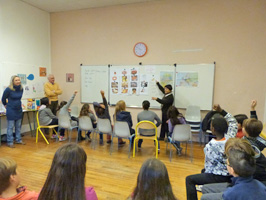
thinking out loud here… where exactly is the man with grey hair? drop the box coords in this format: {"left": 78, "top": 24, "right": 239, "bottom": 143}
{"left": 44, "top": 74, "right": 62, "bottom": 115}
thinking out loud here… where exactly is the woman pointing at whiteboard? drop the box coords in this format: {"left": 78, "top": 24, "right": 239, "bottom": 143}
{"left": 152, "top": 81, "right": 174, "bottom": 141}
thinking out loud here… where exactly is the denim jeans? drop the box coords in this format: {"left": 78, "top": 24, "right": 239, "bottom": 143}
{"left": 7, "top": 119, "right": 22, "bottom": 145}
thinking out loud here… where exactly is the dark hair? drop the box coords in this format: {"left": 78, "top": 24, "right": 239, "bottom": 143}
{"left": 38, "top": 143, "right": 87, "bottom": 200}
{"left": 79, "top": 104, "right": 90, "bottom": 117}
{"left": 57, "top": 101, "right": 67, "bottom": 111}
{"left": 234, "top": 114, "right": 248, "bottom": 126}
{"left": 40, "top": 97, "right": 49, "bottom": 106}
{"left": 211, "top": 117, "right": 228, "bottom": 136}
{"left": 167, "top": 106, "right": 184, "bottom": 126}
{"left": 227, "top": 148, "right": 256, "bottom": 177}
{"left": 243, "top": 118, "right": 263, "bottom": 137}
{"left": 94, "top": 103, "right": 105, "bottom": 116}
{"left": 0, "top": 157, "right": 17, "bottom": 194}
{"left": 142, "top": 100, "right": 150, "bottom": 110}
{"left": 132, "top": 158, "right": 177, "bottom": 200}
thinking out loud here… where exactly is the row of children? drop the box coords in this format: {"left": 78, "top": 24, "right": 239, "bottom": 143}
{"left": 1, "top": 137, "right": 264, "bottom": 200}
{"left": 186, "top": 101, "right": 266, "bottom": 200}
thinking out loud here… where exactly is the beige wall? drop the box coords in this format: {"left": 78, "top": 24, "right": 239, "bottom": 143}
{"left": 50, "top": 0, "right": 266, "bottom": 125}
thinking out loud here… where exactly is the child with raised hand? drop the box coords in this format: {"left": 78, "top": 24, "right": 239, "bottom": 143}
{"left": 234, "top": 114, "right": 248, "bottom": 138}
{"left": 167, "top": 106, "right": 186, "bottom": 155}
{"left": 128, "top": 158, "right": 177, "bottom": 200}
{"left": 38, "top": 143, "right": 98, "bottom": 200}
{"left": 186, "top": 106, "right": 232, "bottom": 200}
{"left": 0, "top": 157, "right": 38, "bottom": 200}
{"left": 39, "top": 97, "right": 65, "bottom": 141}
{"left": 79, "top": 103, "right": 96, "bottom": 141}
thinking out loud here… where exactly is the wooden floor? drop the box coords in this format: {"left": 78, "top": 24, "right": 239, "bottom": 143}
{"left": 0, "top": 132, "right": 205, "bottom": 200}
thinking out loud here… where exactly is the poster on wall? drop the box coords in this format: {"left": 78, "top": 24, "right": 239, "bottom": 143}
{"left": 17, "top": 74, "right": 27, "bottom": 85}
{"left": 160, "top": 71, "right": 174, "bottom": 87}
{"left": 66, "top": 73, "right": 74, "bottom": 82}
{"left": 176, "top": 72, "right": 198, "bottom": 87}
{"left": 39, "top": 67, "right": 47, "bottom": 77}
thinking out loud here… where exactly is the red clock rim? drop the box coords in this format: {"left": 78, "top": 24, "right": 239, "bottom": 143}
{"left": 133, "top": 42, "right": 148, "bottom": 57}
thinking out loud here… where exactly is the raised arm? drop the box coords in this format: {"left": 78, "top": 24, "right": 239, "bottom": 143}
{"left": 213, "top": 104, "right": 238, "bottom": 138}
{"left": 156, "top": 81, "right": 165, "bottom": 94}
{"left": 250, "top": 100, "right": 258, "bottom": 119}
{"left": 64, "top": 91, "right": 77, "bottom": 109}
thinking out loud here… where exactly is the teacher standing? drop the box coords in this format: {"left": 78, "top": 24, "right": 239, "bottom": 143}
{"left": 152, "top": 81, "right": 174, "bottom": 141}
{"left": 44, "top": 74, "right": 62, "bottom": 115}
{"left": 1, "top": 75, "right": 25, "bottom": 148}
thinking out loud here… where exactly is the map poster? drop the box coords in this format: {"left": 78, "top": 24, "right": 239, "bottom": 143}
{"left": 176, "top": 72, "right": 198, "bottom": 87}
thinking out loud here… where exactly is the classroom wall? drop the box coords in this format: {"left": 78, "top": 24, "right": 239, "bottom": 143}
{"left": 50, "top": 0, "right": 266, "bottom": 126}
{"left": 0, "top": 0, "right": 51, "bottom": 134}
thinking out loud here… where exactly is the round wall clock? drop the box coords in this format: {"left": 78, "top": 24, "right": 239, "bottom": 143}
{"left": 134, "top": 42, "right": 148, "bottom": 57}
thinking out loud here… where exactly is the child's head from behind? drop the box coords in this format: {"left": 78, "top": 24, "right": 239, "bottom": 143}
{"left": 0, "top": 157, "right": 19, "bottom": 195}
{"left": 133, "top": 158, "right": 176, "bottom": 200}
{"left": 58, "top": 101, "right": 67, "bottom": 110}
{"left": 243, "top": 118, "right": 263, "bottom": 138}
{"left": 234, "top": 114, "right": 248, "bottom": 130}
{"left": 167, "top": 106, "right": 181, "bottom": 119}
{"left": 225, "top": 138, "right": 256, "bottom": 177}
{"left": 40, "top": 97, "right": 49, "bottom": 106}
{"left": 79, "top": 103, "right": 90, "bottom": 117}
{"left": 142, "top": 100, "right": 150, "bottom": 110}
{"left": 211, "top": 116, "right": 228, "bottom": 137}
{"left": 115, "top": 100, "right": 126, "bottom": 113}
{"left": 38, "top": 143, "right": 87, "bottom": 200}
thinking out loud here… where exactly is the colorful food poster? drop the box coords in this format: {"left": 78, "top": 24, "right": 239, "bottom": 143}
{"left": 121, "top": 69, "right": 130, "bottom": 95}
{"left": 110, "top": 69, "right": 120, "bottom": 95}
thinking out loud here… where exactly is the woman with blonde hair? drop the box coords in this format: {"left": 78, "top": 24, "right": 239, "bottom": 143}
{"left": 114, "top": 100, "right": 135, "bottom": 146}
{"left": 1, "top": 75, "right": 25, "bottom": 148}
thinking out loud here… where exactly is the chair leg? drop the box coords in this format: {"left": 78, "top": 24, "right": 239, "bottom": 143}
{"left": 170, "top": 142, "right": 172, "bottom": 162}
{"left": 69, "top": 130, "right": 72, "bottom": 142}
{"left": 110, "top": 136, "right": 114, "bottom": 155}
{"left": 39, "top": 128, "right": 49, "bottom": 144}
{"left": 36, "top": 128, "right": 39, "bottom": 143}
{"left": 133, "top": 137, "right": 137, "bottom": 158}
{"left": 155, "top": 139, "right": 158, "bottom": 159}
{"left": 128, "top": 138, "right": 132, "bottom": 159}
{"left": 190, "top": 140, "right": 193, "bottom": 162}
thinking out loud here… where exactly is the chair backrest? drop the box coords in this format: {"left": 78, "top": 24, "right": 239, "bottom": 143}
{"left": 136, "top": 121, "right": 157, "bottom": 137}
{"left": 79, "top": 116, "right": 93, "bottom": 131}
{"left": 114, "top": 121, "right": 131, "bottom": 137}
{"left": 97, "top": 118, "right": 112, "bottom": 134}
{"left": 58, "top": 113, "right": 72, "bottom": 129}
{"left": 70, "top": 105, "right": 79, "bottom": 118}
{"left": 185, "top": 105, "right": 201, "bottom": 122}
{"left": 172, "top": 124, "right": 191, "bottom": 142}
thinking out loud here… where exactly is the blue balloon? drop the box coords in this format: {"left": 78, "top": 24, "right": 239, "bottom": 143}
{"left": 27, "top": 74, "right": 34, "bottom": 81}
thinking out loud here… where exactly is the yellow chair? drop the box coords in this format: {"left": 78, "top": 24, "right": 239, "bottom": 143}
{"left": 36, "top": 111, "right": 59, "bottom": 144}
{"left": 260, "top": 123, "right": 266, "bottom": 140}
{"left": 133, "top": 121, "right": 158, "bottom": 158}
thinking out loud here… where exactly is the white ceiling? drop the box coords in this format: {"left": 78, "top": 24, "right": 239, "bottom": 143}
{"left": 20, "top": 0, "right": 161, "bottom": 13}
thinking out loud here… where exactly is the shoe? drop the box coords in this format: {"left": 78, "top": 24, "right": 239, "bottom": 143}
{"left": 172, "top": 142, "right": 179, "bottom": 152}
{"left": 158, "top": 149, "right": 160, "bottom": 154}
{"left": 51, "top": 134, "right": 57, "bottom": 139}
{"left": 177, "top": 147, "right": 183, "bottom": 156}
{"left": 196, "top": 185, "right": 203, "bottom": 192}
{"left": 15, "top": 141, "right": 26, "bottom": 145}
{"left": 158, "top": 137, "right": 165, "bottom": 141}
{"left": 99, "top": 139, "right": 104, "bottom": 145}
{"left": 107, "top": 140, "right": 112, "bottom": 144}
{"left": 118, "top": 141, "right": 126, "bottom": 147}
{"left": 7, "top": 144, "right": 15, "bottom": 148}
{"left": 59, "top": 136, "right": 66, "bottom": 142}
{"left": 87, "top": 136, "right": 92, "bottom": 142}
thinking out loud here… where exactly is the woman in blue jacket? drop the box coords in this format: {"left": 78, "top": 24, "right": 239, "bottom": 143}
{"left": 1, "top": 75, "right": 25, "bottom": 148}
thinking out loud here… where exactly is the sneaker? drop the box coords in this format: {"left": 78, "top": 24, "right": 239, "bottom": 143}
{"left": 7, "top": 144, "right": 15, "bottom": 148}
{"left": 106, "top": 140, "right": 112, "bottom": 144}
{"left": 196, "top": 185, "right": 203, "bottom": 192}
{"left": 118, "top": 141, "right": 126, "bottom": 147}
{"left": 59, "top": 136, "right": 66, "bottom": 142}
{"left": 177, "top": 147, "right": 183, "bottom": 156}
{"left": 51, "top": 134, "right": 57, "bottom": 139}
{"left": 15, "top": 141, "right": 26, "bottom": 145}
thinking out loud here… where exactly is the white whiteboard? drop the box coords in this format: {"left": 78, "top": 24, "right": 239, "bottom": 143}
{"left": 81, "top": 65, "right": 109, "bottom": 103}
{"left": 109, "top": 65, "right": 175, "bottom": 108}
{"left": 174, "top": 63, "right": 215, "bottom": 110}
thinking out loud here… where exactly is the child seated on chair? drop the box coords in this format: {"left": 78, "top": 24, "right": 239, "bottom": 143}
{"left": 167, "top": 106, "right": 186, "bottom": 155}
{"left": 0, "top": 157, "right": 39, "bottom": 200}
{"left": 234, "top": 114, "right": 248, "bottom": 138}
{"left": 114, "top": 100, "right": 134, "bottom": 146}
{"left": 137, "top": 100, "right": 161, "bottom": 151}
{"left": 79, "top": 103, "right": 96, "bottom": 142}
{"left": 186, "top": 107, "right": 232, "bottom": 200}
{"left": 201, "top": 138, "right": 266, "bottom": 200}
{"left": 128, "top": 158, "right": 177, "bottom": 200}
{"left": 39, "top": 97, "right": 65, "bottom": 141}
{"left": 92, "top": 90, "right": 111, "bottom": 144}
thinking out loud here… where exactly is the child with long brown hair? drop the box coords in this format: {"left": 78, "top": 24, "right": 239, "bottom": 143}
{"left": 38, "top": 143, "right": 98, "bottom": 200}
{"left": 79, "top": 103, "right": 96, "bottom": 141}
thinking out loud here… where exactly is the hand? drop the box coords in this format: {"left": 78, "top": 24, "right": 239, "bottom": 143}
{"left": 213, "top": 104, "right": 223, "bottom": 113}
{"left": 74, "top": 91, "right": 78, "bottom": 94}
{"left": 152, "top": 97, "right": 157, "bottom": 100}
{"left": 156, "top": 80, "right": 159, "bottom": 83}
{"left": 251, "top": 100, "right": 257, "bottom": 111}
{"left": 100, "top": 90, "right": 104, "bottom": 96}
